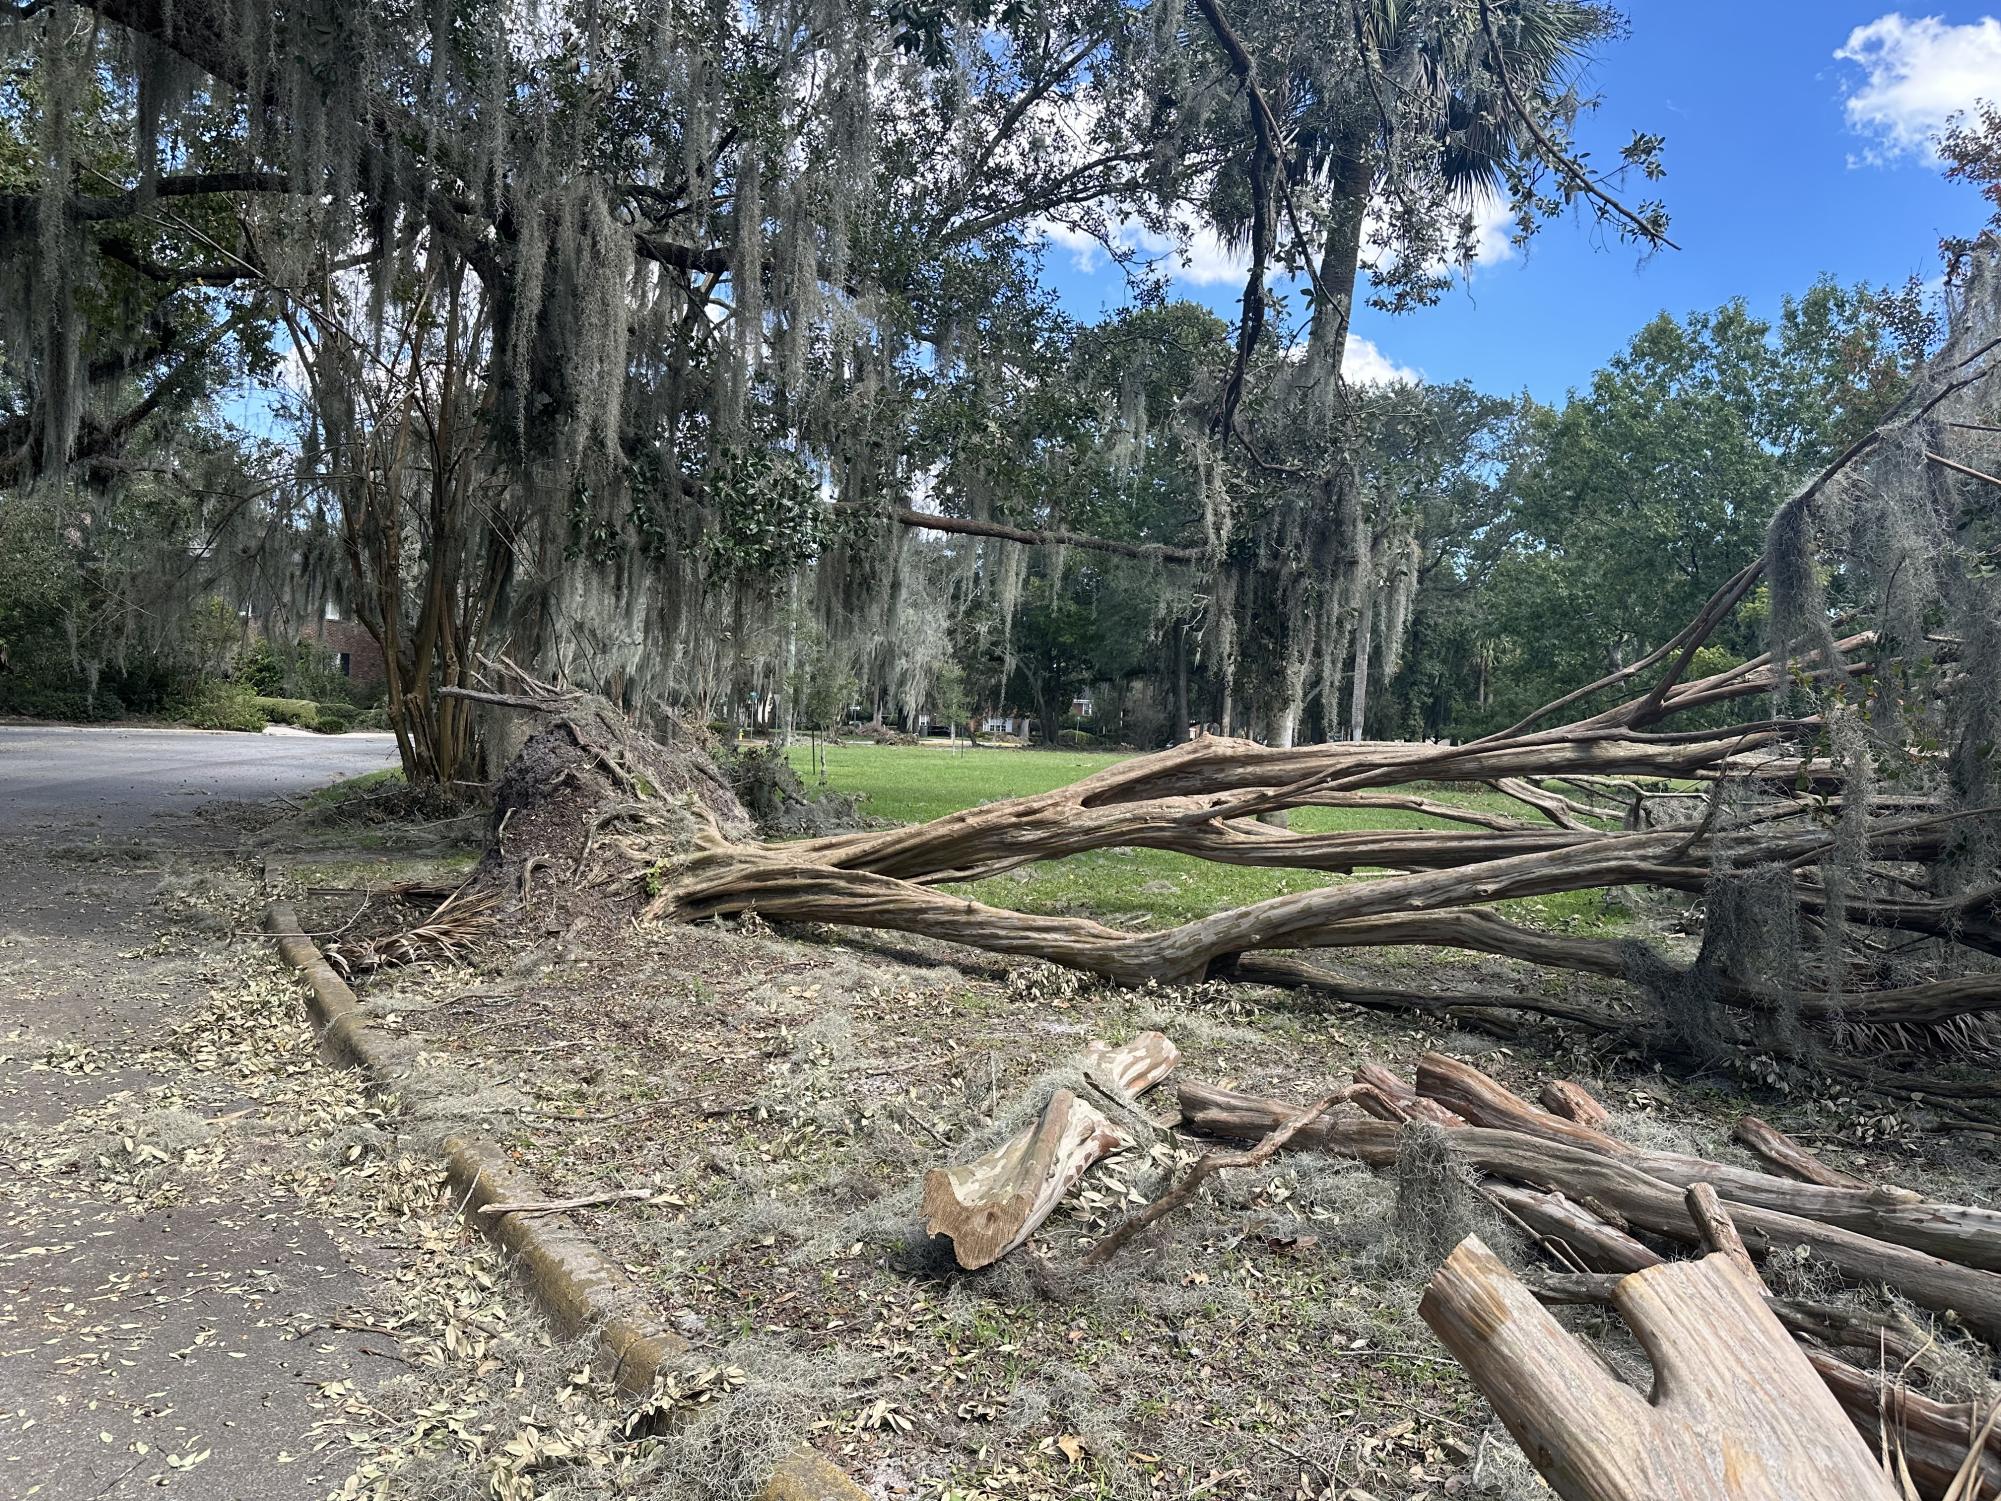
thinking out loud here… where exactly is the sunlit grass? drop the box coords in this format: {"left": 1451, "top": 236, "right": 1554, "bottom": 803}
{"left": 785, "top": 741, "right": 1629, "bottom": 936}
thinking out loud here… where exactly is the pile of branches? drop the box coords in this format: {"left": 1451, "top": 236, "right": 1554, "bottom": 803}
{"left": 613, "top": 257, "right": 2001, "bottom": 1112}
{"left": 1175, "top": 1058, "right": 2001, "bottom": 1500}
{"left": 913, "top": 1032, "right": 1997, "bottom": 1496}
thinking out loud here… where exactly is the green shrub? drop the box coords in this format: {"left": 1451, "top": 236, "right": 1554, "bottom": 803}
{"left": 251, "top": 696, "right": 320, "bottom": 728}
{"left": 174, "top": 683, "right": 267, "bottom": 733}
{"left": 234, "top": 638, "right": 287, "bottom": 696}
{"left": 313, "top": 703, "right": 357, "bottom": 733}
{"left": 351, "top": 706, "right": 391, "bottom": 731}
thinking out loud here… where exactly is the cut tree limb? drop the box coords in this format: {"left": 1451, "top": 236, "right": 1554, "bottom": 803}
{"left": 1174, "top": 1081, "right": 2001, "bottom": 1339}
{"left": 1540, "top": 1079, "right": 1612, "bottom": 1130}
{"left": 1732, "top": 1115, "right": 1872, "bottom": 1190}
{"left": 1483, "top": 1182, "right": 1663, "bottom": 1274}
{"left": 919, "top": 1032, "right": 1177, "bottom": 1269}
{"left": 920, "top": 1088, "right": 1125, "bottom": 1270}
{"left": 1684, "top": 1181, "right": 1758, "bottom": 1278}
{"left": 1414, "top": 1054, "right": 2001, "bottom": 1272}
{"left": 1421, "top": 1236, "right": 1899, "bottom": 1500}
{"left": 1528, "top": 1274, "right": 1996, "bottom": 1500}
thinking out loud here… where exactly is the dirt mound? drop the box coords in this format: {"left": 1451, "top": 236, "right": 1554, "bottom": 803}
{"left": 474, "top": 698, "right": 753, "bottom": 906}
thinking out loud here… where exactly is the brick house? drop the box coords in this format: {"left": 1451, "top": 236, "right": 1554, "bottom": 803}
{"left": 303, "top": 602, "right": 387, "bottom": 692}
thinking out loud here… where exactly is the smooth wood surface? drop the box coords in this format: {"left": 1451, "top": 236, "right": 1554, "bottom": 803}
{"left": 921, "top": 1033, "right": 1177, "bottom": 1269}
{"left": 921, "top": 1088, "right": 1124, "bottom": 1268}
{"left": 1421, "top": 1237, "right": 1899, "bottom": 1501}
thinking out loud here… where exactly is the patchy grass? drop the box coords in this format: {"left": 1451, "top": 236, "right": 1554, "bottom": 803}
{"left": 331, "top": 901, "right": 2000, "bottom": 1501}
{"left": 785, "top": 741, "right": 1631, "bottom": 937}
{"left": 304, "top": 766, "right": 407, "bottom": 807}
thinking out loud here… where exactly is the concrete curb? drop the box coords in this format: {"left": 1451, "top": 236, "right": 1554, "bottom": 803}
{"left": 265, "top": 900, "right": 867, "bottom": 1501}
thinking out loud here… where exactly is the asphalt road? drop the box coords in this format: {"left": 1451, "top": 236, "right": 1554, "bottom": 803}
{"left": 0, "top": 724, "right": 399, "bottom": 838}
{"left": 0, "top": 724, "right": 406, "bottom": 1497}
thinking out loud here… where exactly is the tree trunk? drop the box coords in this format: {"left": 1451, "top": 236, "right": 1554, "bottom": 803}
{"left": 1347, "top": 605, "right": 1372, "bottom": 742}
{"left": 1172, "top": 620, "right": 1191, "bottom": 745}
{"left": 1421, "top": 1238, "right": 1898, "bottom": 1501}
{"left": 1482, "top": 1181, "right": 1663, "bottom": 1274}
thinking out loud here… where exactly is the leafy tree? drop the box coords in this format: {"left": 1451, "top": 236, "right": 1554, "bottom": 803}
{"left": 1462, "top": 280, "right": 1923, "bottom": 733}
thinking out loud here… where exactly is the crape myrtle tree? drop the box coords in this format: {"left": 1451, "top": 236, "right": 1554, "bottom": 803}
{"left": 1, "top": 0, "right": 1673, "bottom": 780}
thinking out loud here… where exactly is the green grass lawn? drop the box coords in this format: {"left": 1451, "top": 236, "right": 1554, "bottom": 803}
{"left": 786, "top": 741, "right": 1630, "bottom": 935}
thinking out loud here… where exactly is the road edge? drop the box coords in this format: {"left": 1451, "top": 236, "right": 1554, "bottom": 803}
{"left": 264, "top": 899, "right": 868, "bottom": 1501}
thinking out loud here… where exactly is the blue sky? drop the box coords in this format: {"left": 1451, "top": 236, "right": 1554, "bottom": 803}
{"left": 1038, "top": 4, "right": 1999, "bottom": 404}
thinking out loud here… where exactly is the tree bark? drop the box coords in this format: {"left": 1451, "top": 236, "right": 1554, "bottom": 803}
{"left": 1540, "top": 1079, "right": 1613, "bottom": 1130}
{"left": 1731, "top": 1116, "right": 1872, "bottom": 1191}
{"left": 1173, "top": 1081, "right": 2001, "bottom": 1339}
{"left": 919, "top": 1032, "right": 1178, "bottom": 1268}
{"left": 1413, "top": 1054, "right": 2001, "bottom": 1273}
{"left": 1531, "top": 1273, "right": 2001, "bottom": 1500}
{"left": 1421, "top": 1237, "right": 1899, "bottom": 1501}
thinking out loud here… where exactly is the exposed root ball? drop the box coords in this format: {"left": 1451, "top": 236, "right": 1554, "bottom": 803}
{"left": 476, "top": 697, "right": 753, "bottom": 903}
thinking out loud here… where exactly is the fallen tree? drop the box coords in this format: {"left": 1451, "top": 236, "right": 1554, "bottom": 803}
{"left": 607, "top": 276, "right": 2001, "bottom": 1102}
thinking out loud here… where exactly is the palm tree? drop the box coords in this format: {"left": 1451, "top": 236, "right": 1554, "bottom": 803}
{"left": 1297, "top": 0, "right": 1623, "bottom": 372}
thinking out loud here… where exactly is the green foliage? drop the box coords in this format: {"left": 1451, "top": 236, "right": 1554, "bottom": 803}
{"left": 790, "top": 643, "right": 857, "bottom": 733}
{"left": 234, "top": 639, "right": 287, "bottom": 696}
{"left": 929, "top": 662, "right": 968, "bottom": 735}
{"left": 700, "top": 448, "right": 833, "bottom": 588}
{"left": 251, "top": 696, "right": 319, "bottom": 728}
{"left": 1412, "top": 279, "right": 1923, "bottom": 737}
{"left": 173, "top": 682, "right": 267, "bottom": 733}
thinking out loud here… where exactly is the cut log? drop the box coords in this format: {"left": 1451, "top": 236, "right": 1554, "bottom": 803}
{"left": 1530, "top": 1270, "right": 1934, "bottom": 1370}
{"left": 1484, "top": 1182, "right": 1664, "bottom": 1274}
{"left": 1529, "top": 1274, "right": 1994, "bottom": 1500}
{"left": 1806, "top": 1349, "right": 2001, "bottom": 1501}
{"left": 1414, "top": 1053, "right": 2001, "bottom": 1272}
{"left": 1683, "top": 1182, "right": 1758, "bottom": 1278}
{"left": 1421, "top": 1236, "right": 1899, "bottom": 1500}
{"left": 1083, "top": 1030, "right": 1181, "bottom": 1097}
{"left": 1175, "top": 1081, "right": 2001, "bottom": 1340}
{"left": 920, "top": 1089, "right": 1125, "bottom": 1269}
{"left": 1540, "top": 1079, "right": 1612, "bottom": 1130}
{"left": 1354, "top": 1062, "right": 1465, "bottom": 1125}
{"left": 1732, "top": 1115, "right": 1872, "bottom": 1191}
{"left": 919, "top": 1032, "right": 1178, "bottom": 1270}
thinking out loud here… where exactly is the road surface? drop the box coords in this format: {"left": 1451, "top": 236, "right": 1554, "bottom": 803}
{"left": 0, "top": 724, "right": 407, "bottom": 1498}
{"left": 0, "top": 724, "right": 398, "bottom": 838}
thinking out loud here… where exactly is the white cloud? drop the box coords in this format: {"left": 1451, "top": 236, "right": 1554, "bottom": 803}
{"left": 1835, "top": 12, "right": 2001, "bottom": 161}
{"left": 1031, "top": 212, "right": 1250, "bottom": 285}
{"left": 1342, "top": 334, "right": 1419, "bottom": 386}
